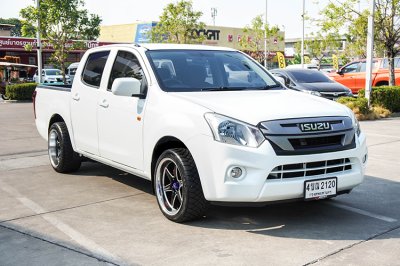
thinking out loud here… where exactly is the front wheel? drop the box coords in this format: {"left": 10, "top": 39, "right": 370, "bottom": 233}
{"left": 154, "top": 148, "right": 208, "bottom": 222}
{"left": 48, "top": 122, "right": 81, "bottom": 173}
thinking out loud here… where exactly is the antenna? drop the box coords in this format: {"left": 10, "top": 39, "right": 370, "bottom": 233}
{"left": 211, "top": 8, "right": 218, "bottom": 26}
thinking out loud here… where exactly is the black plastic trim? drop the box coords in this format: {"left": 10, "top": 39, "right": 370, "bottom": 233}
{"left": 268, "top": 137, "right": 356, "bottom": 156}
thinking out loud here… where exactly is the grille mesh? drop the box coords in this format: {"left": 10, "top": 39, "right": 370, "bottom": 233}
{"left": 268, "top": 158, "right": 352, "bottom": 180}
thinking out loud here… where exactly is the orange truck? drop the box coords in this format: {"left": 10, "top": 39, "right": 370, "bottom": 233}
{"left": 327, "top": 58, "right": 400, "bottom": 94}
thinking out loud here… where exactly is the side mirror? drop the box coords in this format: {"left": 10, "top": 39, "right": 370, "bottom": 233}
{"left": 111, "top": 77, "right": 143, "bottom": 98}
{"left": 272, "top": 75, "right": 286, "bottom": 87}
{"left": 336, "top": 69, "right": 343, "bottom": 75}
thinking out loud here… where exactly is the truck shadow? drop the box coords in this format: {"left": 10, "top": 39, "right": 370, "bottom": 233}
{"left": 75, "top": 161, "right": 400, "bottom": 241}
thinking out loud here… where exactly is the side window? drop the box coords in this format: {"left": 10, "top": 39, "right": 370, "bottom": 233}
{"left": 359, "top": 62, "right": 366, "bottom": 72}
{"left": 108, "top": 51, "right": 147, "bottom": 92}
{"left": 82, "top": 51, "right": 110, "bottom": 88}
{"left": 382, "top": 58, "right": 388, "bottom": 69}
{"left": 383, "top": 58, "right": 400, "bottom": 68}
{"left": 342, "top": 62, "right": 359, "bottom": 73}
{"left": 396, "top": 58, "right": 400, "bottom": 68}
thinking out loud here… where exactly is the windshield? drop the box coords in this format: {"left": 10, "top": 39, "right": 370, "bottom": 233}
{"left": 289, "top": 70, "right": 333, "bottom": 83}
{"left": 147, "top": 50, "right": 281, "bottom": 92}
{"left": 45, "top": 69, "right": 62, "bottom": 76}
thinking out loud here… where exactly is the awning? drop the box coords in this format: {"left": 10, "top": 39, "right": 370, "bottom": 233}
{"left": 0, "top": 62, "right": 37, "bottom": 68}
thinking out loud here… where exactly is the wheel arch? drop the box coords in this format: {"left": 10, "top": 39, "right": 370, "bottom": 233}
{"left": 48, "top": 114, "right": 65, "bottom": 132}
{"left": 151, "top": 136, "right": 189, "bottom": 192}
{"left": 375, "top": 80, "right": 389, "bottom": 87}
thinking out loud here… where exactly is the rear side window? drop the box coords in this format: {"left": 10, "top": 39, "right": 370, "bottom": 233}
{"left": 382, "top": 58, "right": 400, "bottom": 69}
{"left": 82, "top": 51, "right": 110, "bottom": 87}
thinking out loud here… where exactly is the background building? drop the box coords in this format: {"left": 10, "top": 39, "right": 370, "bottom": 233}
{"left": 99, "top": 22, "right": 285, "bottom": 62}
{"left": 0, "top": 24, "right": 13, "bottom": 37}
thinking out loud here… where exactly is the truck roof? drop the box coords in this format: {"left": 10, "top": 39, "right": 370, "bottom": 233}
{"left": 90, "top": 43, "right": 237, "bottom": 52}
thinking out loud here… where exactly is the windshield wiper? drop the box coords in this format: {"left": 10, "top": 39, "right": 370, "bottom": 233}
{"left": 201, "top": 87, "right": 247, "bottom": 91}
{"left": 250, "top": 84, "right": 282, "bottom": 90}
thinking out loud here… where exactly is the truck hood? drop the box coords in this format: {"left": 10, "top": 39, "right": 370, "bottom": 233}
{"left": 171, "top": 89, "right": 352, "bottom": 125}
{"left": 296, "top": 82, "right": 351, "bottom": 93}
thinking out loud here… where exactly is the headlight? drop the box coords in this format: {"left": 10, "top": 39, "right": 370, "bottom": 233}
{"left": 302, "top": 90, "right": 321, "bottom": 97}
{"left": 204, "top": 113, "right": 265, "bottom": 148}
{"left": 354, "top": 117, "right": 361, "bottom": 137}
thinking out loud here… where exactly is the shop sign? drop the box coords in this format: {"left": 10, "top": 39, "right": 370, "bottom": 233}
{"left": 194, "top": 29, "right": 220, "bottom": 41}
{"left": 0, "top": 37, "right": 114, "bottom": 51}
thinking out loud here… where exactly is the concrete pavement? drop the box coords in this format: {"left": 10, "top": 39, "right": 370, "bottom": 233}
{"left": 0, "top": 103, "right": 399, "bottom": 265}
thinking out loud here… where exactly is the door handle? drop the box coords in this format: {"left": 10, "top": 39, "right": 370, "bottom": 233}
{"left": 99, "top": 99, "right": 109, "bottom": 108}
{"left": 72, "top": 93, "right": 80, "bottom": 101}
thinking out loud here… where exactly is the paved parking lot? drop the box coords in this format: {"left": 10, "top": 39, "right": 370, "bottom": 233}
{"left": 0, "top": 102, "right": 399, "bottom": 266}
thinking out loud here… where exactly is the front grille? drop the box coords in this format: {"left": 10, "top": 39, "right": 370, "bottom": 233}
{"left": 259, "top": 116, "right": 355, "bottom": 156}
{"left": 267, "top": 158, "right": 352, "bottom": 180}
{"left": 289, "top": 135, "right": 343, "bottom": 150}
{"left": 320, "top": 92, "right": 348, "bottom": 98}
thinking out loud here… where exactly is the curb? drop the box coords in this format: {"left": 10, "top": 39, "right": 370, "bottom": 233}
{"left": 0, "top": 100, "right": 32, "bottom": 103}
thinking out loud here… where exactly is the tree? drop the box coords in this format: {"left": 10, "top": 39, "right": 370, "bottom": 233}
{"left": 239, "top": 15, "right": 281, "bottom": 65}
{"left": 318, "top": 0, "right": 400, "bottom": 86}
{"left": 294, "top": 32, "right": 342, "bottom": 69}
{"left": 150, "top": 0, "right": 205, "bottom": 44}
{"left": 20, "top": 0, "right": 101, "bottom": 83}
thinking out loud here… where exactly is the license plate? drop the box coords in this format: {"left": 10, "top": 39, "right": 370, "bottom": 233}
{"left": 304, "top": 177, "right": 337, "bottom": 200}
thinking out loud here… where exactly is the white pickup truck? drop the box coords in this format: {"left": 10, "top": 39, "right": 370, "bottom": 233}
{"left": 34, "top": 44, "right": 368, "bottom": 222}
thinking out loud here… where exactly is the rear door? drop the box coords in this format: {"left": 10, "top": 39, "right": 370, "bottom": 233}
{"left": 335, "top": 62, "right": 359, "bottom": 93}
{"left": 70, "top": 50, "right": 110, "bottom": 155}
{"left": 97, "top": 49, "right": 148, "bottom": 170}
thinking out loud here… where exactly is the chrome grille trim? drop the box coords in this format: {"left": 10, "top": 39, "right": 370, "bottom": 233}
{"left": 267, "top": 158, "right": 353, "bottom": 180}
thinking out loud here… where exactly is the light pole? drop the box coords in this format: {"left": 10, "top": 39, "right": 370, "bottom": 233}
{"left": 365, "top": 0, "right": 375, "bottom": 107}
{"left": 211, "top": 8, "right": 218, "bottom": 26}
{"left": 35, "top": 0, "right": 42, "bottom": 83}
{"left": 264, "top": 0, "right": 268, "bottom": 68}
{"left": 301, "top": 0, "right": 305, "bottom": 68}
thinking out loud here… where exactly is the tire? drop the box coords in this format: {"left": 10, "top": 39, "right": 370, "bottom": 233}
{"left": 154, "top": 148, "right": 208, "bottom": 222}
{"left": 48, "top": 122, "right": 81, "bottom": 173}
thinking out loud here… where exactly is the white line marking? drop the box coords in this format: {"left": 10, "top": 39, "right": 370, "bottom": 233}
{"left": 328, "top": 202, "right": 398, "bottom": 223}
{"left": 0, "top": 180, "right": 125, "bottom": 265}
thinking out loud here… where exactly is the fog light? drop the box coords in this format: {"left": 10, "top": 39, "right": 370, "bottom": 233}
{"left": 230, "top": 167, "right": 243, "bottom": 178}
{"left": 362, "top": 153, "right": 368, "bottom": 164}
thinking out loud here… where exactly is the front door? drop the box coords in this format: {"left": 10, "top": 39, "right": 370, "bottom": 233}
{"left": 336, "top": 62, "right": 359, "bottom": 93}
{"left": 97, "top": 49, "right": 148, "bottom": 170}
{"left": 70, "top": 50, "right": 110, "bottom": 155}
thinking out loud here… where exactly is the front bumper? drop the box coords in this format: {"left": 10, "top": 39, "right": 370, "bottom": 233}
{"left": 187, "top": 132, "right": 367, "bottom": 202}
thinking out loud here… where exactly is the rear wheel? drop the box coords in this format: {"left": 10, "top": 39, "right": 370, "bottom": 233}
{"left": 48, "top": 122, "right": 81, "bottom": 173}
{"left": 154, "top": 148, "right": 208, "bottom": 222}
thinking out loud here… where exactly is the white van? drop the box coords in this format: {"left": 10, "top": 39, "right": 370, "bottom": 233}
{"left": 67, "top": 62, "right": 80, "bottom": 82}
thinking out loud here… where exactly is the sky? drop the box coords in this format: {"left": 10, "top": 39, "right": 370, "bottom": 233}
{"left": 2, "top": 0, "right": 369, "bottom": 39}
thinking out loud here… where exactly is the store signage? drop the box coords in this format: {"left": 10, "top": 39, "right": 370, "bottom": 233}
{"left": 194, "top": 29, "right": 220, "bottom": 41}
{"left": 0, "top": 37, "right": 114, "bottom": 51}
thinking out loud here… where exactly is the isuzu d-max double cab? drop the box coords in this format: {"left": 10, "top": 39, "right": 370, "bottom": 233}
{"left": 34, "top": 44, "right": 368, "bottom": 222}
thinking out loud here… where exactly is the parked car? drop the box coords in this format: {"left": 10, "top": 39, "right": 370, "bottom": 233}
{"left": 33, "top": 44, "right": 367, "bottom": 222}
{"left": 327, "top": 57, "right": 400, "bottom": 94}
{"left": 67, "top": 63, "right": 80, "bottom": 82}
{"left": 270, "top": 68, "right": 353, "bottom": 100}
{"left": 33, "top": 69, "right": 71, "bottom": 84}
{"left": 286, "top": 63, "right": 319, "bottom": 70}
